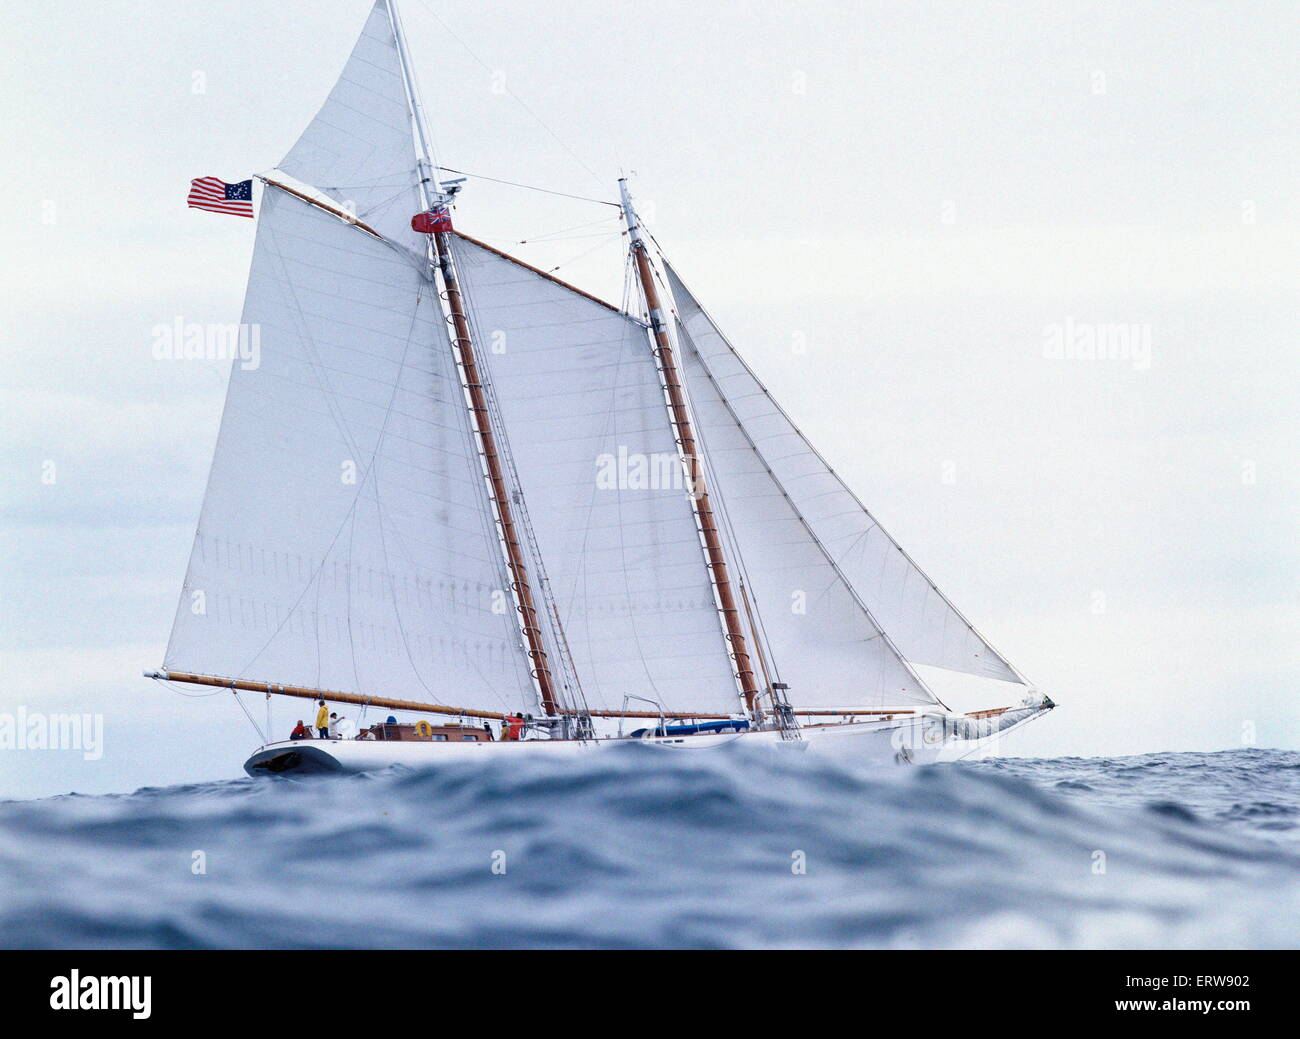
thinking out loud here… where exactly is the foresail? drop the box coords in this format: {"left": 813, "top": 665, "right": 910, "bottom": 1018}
{"left": 675, "top": 319, "right": 940, "bottom": 711}
{"left": 164, "top": 189, "right": 537, "bottom": 714}
{"left": 451, "top": 237, "right": 742, "bottom": 718}
{"left": 665, "top": 263, "right": 1026, "bottom": 688}
{"left": 277, "top": 0, "right": 424, "bottom": 255}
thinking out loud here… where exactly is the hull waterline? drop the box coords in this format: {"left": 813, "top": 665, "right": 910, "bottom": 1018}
{"left": 243, "top": 705, "right": 1051, "bottom": 776}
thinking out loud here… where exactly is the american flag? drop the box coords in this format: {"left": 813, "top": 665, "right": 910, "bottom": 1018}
{"left": 187, "top": 177, "right": 254, "bottom": 218}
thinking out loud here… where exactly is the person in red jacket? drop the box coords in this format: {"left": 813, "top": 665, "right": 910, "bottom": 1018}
{"left": 289, "top": 720, "right": 309, "bottom": 741}
{"left": 501, "top": 714, "right": 525, "bottom": 742}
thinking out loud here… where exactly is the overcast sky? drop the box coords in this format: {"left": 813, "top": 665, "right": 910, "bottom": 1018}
{"left": 1, "top": 0, "right": 1295, "bottom": 798}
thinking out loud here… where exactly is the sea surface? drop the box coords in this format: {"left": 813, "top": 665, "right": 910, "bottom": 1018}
{"left": 0, "top": 748, "right": 1295, "bottom": 949}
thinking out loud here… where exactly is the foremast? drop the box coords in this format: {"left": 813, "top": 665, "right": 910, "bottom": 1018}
{"left": 386, "top": 0, "right": 560, "bottom": 717}
{"left": 618, "top": 179, "right": 761, "bottom": 714}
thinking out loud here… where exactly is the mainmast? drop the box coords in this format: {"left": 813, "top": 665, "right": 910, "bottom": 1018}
{"left": 618, "top": 179, "right": 761, "bottom": 712}
{"left": 386, "top": 0, "right": 560, "bottom": 717}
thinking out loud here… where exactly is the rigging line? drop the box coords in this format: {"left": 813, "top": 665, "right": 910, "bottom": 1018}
{"left": 633, "top": 256, "right": 746, "bottom": 706}
{"left": 458, "top": 237, "right": 665, "bottom": 714}
{"left": 364, "top": 292, "right": 524, "bottom": 717}
{"left": 446, "top": 241, "right": 564, "bottom": 715}
{"left": 699, "top": 390, "right": 867, "bottom": 630}
{"left": 669, "top": 296, "right": 950, "bottom": 712}
{"left": 160, "top": 680, "right": 225, "bottom": 698}
{"left": 547, "top": 234, "right": 623, "bottom": 274}
{"left": 231, "top": 690, "right": 267, "bottom": 744}
{"left": 312, "top": 516, "right": 327, "bottom": 692}
{"left": 263, "top": 219, "right": 364, "bottom": 464}
{"left": 437, "top": 166, "right": 619, "bottom": 208}
{"left": 518, "top": 215, "right": 623, "bottom": 243}
{"left": 226, "top": 228, "right": 465, "bottom": 691}
{"left": 607, "top": 316, "right": 673, "bottom": 709}
{"left": 343, "top": 500, "right": 364, "bottom": 698}
{"left": 698, "top": 433, "right": 782, "bottom": 689}
{"left": 351, "top": 181, "right": 422, "bottom": 222}
{"left": 522, "top": 231, "right": 622, "bottom": 244}
{"left": 949, "top": 711, "right": 1044, "bottom": 762}
{"left": 657, "top": 275, "right": 801, "bottom": 698}
{"left": 348, "top": 292, "right": 448, "bottom": 708}
{"left": 408, "top": 0, "right": 607, "bottom": 188}
{"left": 260, "top": 177, "right": 429, "bottom": 279}
{"left": 229, "top": 219, "right": 388, "bottom": 683}
{"left": 454, "top": 244, "right": 588, "bottom": 715}
{"left": 454, "top": 246, "right": 589, "bottom": 714}
{"left": 369, "top": 474, "right": 519, "bottom": 716}
{"left": 669, "top": 258, "right": 1028, "bottom": 689}
{"left": 535, "top": 298, "right": 663, "bottom": 711}
{"left": 621, "top": 250, "right": 637, "bottom": 317}
{"left": 687, "top": 363, "right": 784, "bottom": 688}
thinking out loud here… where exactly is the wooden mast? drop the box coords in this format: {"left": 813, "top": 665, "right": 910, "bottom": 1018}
{"left": 618, "top": 179, "right": 761, "bottom": 712}
{"left": 387, "top": 0, "right": 559, "bottom": 718}
{"left": 434, "top": 233, "right": 560, "bottom": 717}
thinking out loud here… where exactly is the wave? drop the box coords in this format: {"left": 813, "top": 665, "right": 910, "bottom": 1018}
{"left": 0, "top": 748, "right": 1295, "bottom": 948}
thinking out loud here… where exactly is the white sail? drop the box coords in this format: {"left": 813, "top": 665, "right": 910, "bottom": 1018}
{"left": 665, "top": 262, "right": 1026, "bottom": 689}
{"left": 164, "top": 188, "right": 537, "bottom": 714}
{"left": 674, "top": 319, "right": 940, "bottom": 711}
{"left": 450, "top": 237, "right": 742, "bottom": 717}
{"left": 277, "top": 0, "right": 424, "bottom": 256}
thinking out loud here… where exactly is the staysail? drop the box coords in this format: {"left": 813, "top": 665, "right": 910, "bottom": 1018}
{"left": 451, "top": 237, "right": 741, "bottom": 717}
{"left": 672, "top": 318, "right": 939, "bottom": 710}
{"left": 665, "top": 262, "right": 1028, "bottom": 694}
{"left": 163, "top": 187, "right": 537, "bottom": 714}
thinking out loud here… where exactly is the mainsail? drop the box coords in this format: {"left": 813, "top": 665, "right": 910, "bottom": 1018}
{"left": 163, "top": 186, "right": 537, "bottom": 714}
{"left": 452, "top": 237, "right": 740, "bottom": 716}
{"left": 664, "top": 262, "right": 1028, "bottom": 691}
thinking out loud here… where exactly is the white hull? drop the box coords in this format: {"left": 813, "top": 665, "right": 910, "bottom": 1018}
{"left": 243, "top": 705, "right": 1051, "bottom": 776}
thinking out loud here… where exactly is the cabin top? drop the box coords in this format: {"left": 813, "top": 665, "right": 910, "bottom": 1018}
{"left": 364, "top": 721, "right": 494, "bottom": 743}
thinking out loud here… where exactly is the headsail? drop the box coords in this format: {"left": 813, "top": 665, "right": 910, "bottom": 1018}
{"left": 674, "top": 318, "right": 941, "bottom": 710}
{"left": 451, "top": 236, "right": 741, "bottom": 717}
{"left": 665, "top": 262, "right": 1028, "bottom": 690}
{"left": 277, "top": 0, "right": 424, "bottom": 255}
{"left": 163, "top": 187, "right": 537, "bottom": 714}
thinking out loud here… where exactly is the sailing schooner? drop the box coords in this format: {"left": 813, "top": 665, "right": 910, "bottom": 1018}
{"left": 146, "top": 0, "right": 1054, "bottom": 775}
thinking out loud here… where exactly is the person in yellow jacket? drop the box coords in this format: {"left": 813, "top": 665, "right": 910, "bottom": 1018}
{"left": 315, "top": 699, "right": 329, "bottom": 740}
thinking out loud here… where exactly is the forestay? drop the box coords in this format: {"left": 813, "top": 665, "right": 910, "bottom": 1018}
{"left": 665, "top": 263, "right": 1026, "bottom": 689}
{"left": 164, "top": 189, "right": 537, "bottom": 714}
{"left": 452, "top": 238, "right": 742, "bottom": 717}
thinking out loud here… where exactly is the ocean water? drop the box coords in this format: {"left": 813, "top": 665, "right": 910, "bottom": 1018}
{"left": 0, "top": 748, "right": 1295, "bottom": 949}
